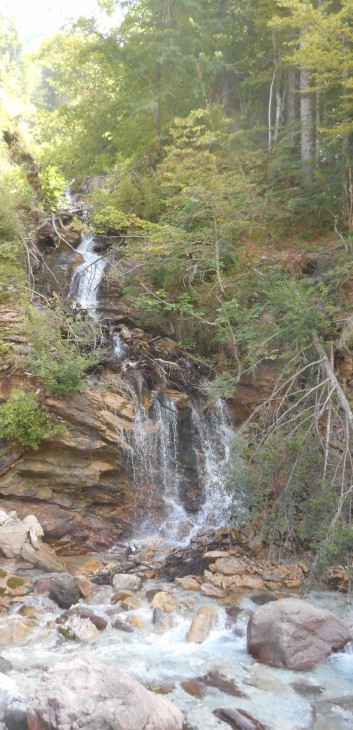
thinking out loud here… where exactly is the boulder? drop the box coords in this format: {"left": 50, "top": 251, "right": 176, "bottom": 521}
{"left": 153, "top": 608, "right": 173, "bottom": 633}
{"left": 112, "top": 573, "right": 141, "bottom": 592}
{"left": 197, "top": 670, "right": 247, "bottom": 698}
{"left": 48, "top": 573, "right": 81, "bottom": 609}
{"left": 185, "top": 606, "right": 218, "bottom": 643}
{"left": 120, "top": 594, "right": 142, "bottom": 610}
{"left": 112, "top": 618, "right": 134, "bottom": 633}
{"left": 150, "top": 591, "right": 176, "bottom": 613}
{"left": 181, "top": 679, "right": 205, "bottom": 698}
{"left": 174, "top": 576, "right": 200, "bottom": 591}
{"left": 4, "top": 699, "right": 28, "bottom": 730}
{"left": 0, "top": 655, "right": 13, "bottom": 673}
{"left": 0, "top": 617, "right": 34, "bottom": 645}
{"left": 27, "top": 655, "right": 183, "bottom": 730}
{"left": 215, "top": 557, "right": 246, "bottom": 576}
{"left": 20, "top": 541, "right": 65, "bottom": 573}
{"left": 58, "top": 616, "right": 100, "bottom": 642}
{"left": 56, "top": 608, "right": 107, "bottom": 631}
{"left": 0, "top": 523, "right": 28, "bottom": 558}
{"left": 213, "top": 707, "right": 269, "bottom": 730}
{"left": 247, "top": 598, "right": 351, "bottom": 670}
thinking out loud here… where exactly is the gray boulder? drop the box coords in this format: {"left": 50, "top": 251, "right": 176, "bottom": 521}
{"left": 247, "top": 597, "right": 351, "bottom": 670}
{"left": 48, "top": 573, "right": 81, "bottom": 609}
{"left": 27, "top": 655, "right": 183, "bottom": 730}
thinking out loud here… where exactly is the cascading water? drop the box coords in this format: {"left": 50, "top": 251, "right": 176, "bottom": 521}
{"left": 117, "top": 380, "right": 233, "bottom": 545}
{"left": 70, "top": 232, "right": 107, "bottom": 313}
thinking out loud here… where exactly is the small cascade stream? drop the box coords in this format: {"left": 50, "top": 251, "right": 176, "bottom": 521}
{"left": 70, "top": 232, "right": 107, "bottom": 313}
{"left": 7, "top": 211, "right": 349, "bottom": 730}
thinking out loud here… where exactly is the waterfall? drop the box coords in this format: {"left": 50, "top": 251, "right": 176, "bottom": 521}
{"left": 69, "top": 223, "right": 234, "bottom": 545}
{"left": 119, "top": 383, "right": 233, "bottom": 545}
{"left": 70, "top": 232, "right": 107, "bottom": 313}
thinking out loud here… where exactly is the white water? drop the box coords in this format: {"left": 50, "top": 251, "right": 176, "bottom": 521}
{"left": 70, "top": 232, "right": 107, "bottom": 313}
{"left": 117, "top": 384, "right": 233, "bottom": 546}
{"left": 0, "top": 581, "right": 352, "bottom": 730}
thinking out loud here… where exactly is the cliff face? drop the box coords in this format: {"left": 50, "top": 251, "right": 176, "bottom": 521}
{"left": 0, "top": 367, "right": 137, "bottom": 553}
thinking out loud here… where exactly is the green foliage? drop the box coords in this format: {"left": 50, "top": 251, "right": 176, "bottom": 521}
{"left": 39, "top": 165, "right": 67, "bottom": 207}
{"left": 25, "top": 306, "right": 103, "bottom": 396}
{"left": 0, "top": 389, "right": 66, "bottom": 449}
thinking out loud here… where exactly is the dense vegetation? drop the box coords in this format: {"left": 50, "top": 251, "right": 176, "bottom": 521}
{"left": 2, "top": 1, "right": 353, "bottom": 572}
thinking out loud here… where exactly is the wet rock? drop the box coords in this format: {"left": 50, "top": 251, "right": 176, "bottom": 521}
{"left": 128, "top": 615, "right": 145, "bottom": 628}
{"left": 0, "top": 655, "right": 12, "bottom": 673}
{"left": 112, "top": 617, "right": 134, "bottom": 633}
{"left": 153, "top": 607, "right": 173, "bottom": 633}
{"left": 84, "top": 585, "right": 113, "bottom": 605}
{"left": 200, "top": 582, "right": 226, "bottom": 598}
{"left": 215, "top": 557, "right": 246, "bottom": 576}
{"left": 58, "top": 616, "right": 100, "bottom": 642}
{"left": 247, "top": 597, "right": 351, "bottom": 670}
{"left": 197, "top": 670, "right": 248, "bottom": 698}
{"left": 34, "top": 578, "right": 51, "bottom": 596}
{"left": 174, "top": 576, "right": 200, "bottom": 591}
{"left": 4, "top": 699, "right": 28, "bottom": 730}
{"left": 20, "top": 541, "right": 65, "bottom": 573}
{"left": 185, "top": 606, "right": 218, "bottom": 643}
{"left": 0, "top": 573, "right": 32, "bottom": 598}
{"left": 48, "top": 573, "right": 81, "bottom": 609}
{"left": 148, "top": 682, "right": 175, "bottom": 695}
{"left": 226, "top": 606, "right": 242, "bottom": 620}
{"left": 232, "top": 576, "right": 265, "bottom": 591}
{"left": 292, "top": 681, "right": 323, "bottom": 698}
{"left": 112, "top": 573, "right": 141, "bottom": 592}
{"left": 75, "top": 574, "right": 93, "bottom": 598}
{"left": 214, "top": 707, "right": 269, "bottom": 730}
{"left": 27, "top": 655, "right": 184, "bottom": 730}
{"left": 56, "top": 608, "right": 107, "bottom": 631}
{"left": 151, "top": 591, "right": 176, "bottom": 613}
{"left": 311, "top": 696, "right": 353, "bottom": 729}
{"left": 112, "top": 590, "right": 132, "bottom": 604}
{"left": 0, "top": 617, "right": 35, "bottom": 645}
{"left": 181, "top": 679, "right": 206, "bottom": 699}
{"left": 76, "top": 558, "right": 105, "bottom": 575}
{"left": 120, "top": 594, "right": 142, "bottom": 610}
{"left": 250, "top": 593, "right": 277, "bottom": 606}
{"left": 0, "top": 523, "right": 28, "bottom": 558}
{"left": 17, "top": 605, "right": 44, "bottom": 620}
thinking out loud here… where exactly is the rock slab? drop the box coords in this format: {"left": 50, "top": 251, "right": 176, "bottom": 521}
{"left": 247, "top": 597, "right": 351, "bottom": 670}
{"left": 27, "top": 655, "right": 183, "bottom": 730}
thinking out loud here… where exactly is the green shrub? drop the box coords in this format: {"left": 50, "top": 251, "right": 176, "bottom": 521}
{"left": 0, "top": 389, "right": 66, "bottom": 449}
{"left": 25, "top": 306, "right": 103, "bottom": 395}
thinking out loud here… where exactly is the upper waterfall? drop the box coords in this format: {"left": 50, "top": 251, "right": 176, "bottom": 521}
{"left": 70, "top": 232, "right": 107, "bottom": 313}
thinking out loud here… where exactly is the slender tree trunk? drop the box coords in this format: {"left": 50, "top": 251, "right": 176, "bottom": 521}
{"left": 343, "top": 39, "right": 350, "bottom": 157}
{"left": 217, "top": 0, "right": 231, "bottom": 111}
{"left": 154, "top": 60, "right": 162, "bottom": 155}
{"left": 300, "top": 59, "right": 313, "bottom": 188}
{"left": 286, "top": 67, "right": 296, "bottom": 147}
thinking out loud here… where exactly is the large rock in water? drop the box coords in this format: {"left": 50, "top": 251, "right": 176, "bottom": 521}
{"left": 247, "top": 598, "right": 351, "bottom": 670}
{"left": 27, "top": 655, "right": 183, "bottom": 730}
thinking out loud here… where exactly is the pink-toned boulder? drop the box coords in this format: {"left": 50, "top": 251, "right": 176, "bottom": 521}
{"left": 247, "top": 598, "right": 351, "bottom": 670}
{"left": 27, "top": 655, "right": 183, "bottom": 730}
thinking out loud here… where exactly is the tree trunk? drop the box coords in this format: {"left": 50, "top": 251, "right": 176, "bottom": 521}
{"left": 217, "top": 0, "right": 231, "bottom": 112}
{"left": 300, "top": 62, "right": 313, "bottom": 188}
{"left": 154, "top": 60, "right": 162, "bottom": 155}
{"left": 286, "top": 67, "right": 296, "bottom": 147}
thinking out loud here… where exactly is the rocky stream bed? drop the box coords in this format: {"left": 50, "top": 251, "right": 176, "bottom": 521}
{"left": 0, "top": 511, "right": 352, "bottom": 730}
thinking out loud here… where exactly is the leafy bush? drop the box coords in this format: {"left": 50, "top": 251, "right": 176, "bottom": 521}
{"left": 0, "top": 389, "right": 66, "bottom": 449}
{"left": 25, "top": 306, "right": 103, "bottom": 396}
